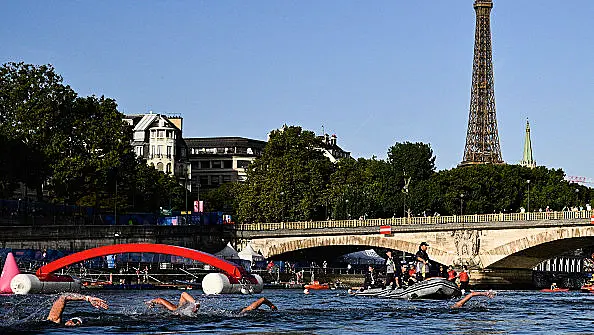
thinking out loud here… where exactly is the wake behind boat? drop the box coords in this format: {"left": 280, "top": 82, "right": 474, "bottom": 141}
{"left": 353, "top": 277, "right": 461, "bottom": 300}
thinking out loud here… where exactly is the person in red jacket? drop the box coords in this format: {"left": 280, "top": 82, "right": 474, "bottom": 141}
{"left": 447, "top": 265, "right": 458, "bottom": 283}
{"left": 459, "top": 265, "right": 470, "bottom": 292}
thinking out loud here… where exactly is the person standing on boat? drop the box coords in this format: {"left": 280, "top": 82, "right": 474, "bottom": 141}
{"left": 384, "top": 251, "right": 401, "bottom": 289}
{"left": 459, "top": 265, "right": 470, "bottom": 292}
{"left": 447, "top": 265, "right": 457, "bottom": 283}
{"left": 361, "top": 265, "right": 377, "bottom": 291}
{"left": 415, "top": 242, "right": 431, "bottom": 280}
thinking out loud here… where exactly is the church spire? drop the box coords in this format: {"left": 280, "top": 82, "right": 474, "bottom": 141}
{"left": 520, "top": 119, "right": 536, "bottom": 168}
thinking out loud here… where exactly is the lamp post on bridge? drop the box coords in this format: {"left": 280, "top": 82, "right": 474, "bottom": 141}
{"left": 575, "top": 188, "right": 579, "bottom": 207}
{"left": 280, "top": 191, "right": 285, "bottom": 222}
{"left": 460, "top": 193, "right": 464, "bottom": 216}
{"left": 526, "top": 179, "right": 530, "bottom": 213}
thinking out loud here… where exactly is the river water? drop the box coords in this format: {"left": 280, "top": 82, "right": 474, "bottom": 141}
{"left": 1, "top": 288, "right": 594, "bottom": 334}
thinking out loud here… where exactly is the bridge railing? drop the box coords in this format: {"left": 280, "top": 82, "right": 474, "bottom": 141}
{"left": 236, "top": 210, "right": 594, "bottom": 231}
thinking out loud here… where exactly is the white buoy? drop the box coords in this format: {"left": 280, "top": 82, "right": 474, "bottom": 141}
{"left": 202, "top": 273, "right": 263, "bottom": 295}
{"left": 10, "top": 274, "right": 81, "bottom": 295}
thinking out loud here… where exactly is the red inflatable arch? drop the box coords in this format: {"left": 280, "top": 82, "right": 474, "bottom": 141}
{"left": 36, "top": 243, "right": 244, "bottom": 280}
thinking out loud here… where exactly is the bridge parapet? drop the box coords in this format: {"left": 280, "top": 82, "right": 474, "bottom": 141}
{"left": 237, "top": 210, "right": 594, "bottom": 231}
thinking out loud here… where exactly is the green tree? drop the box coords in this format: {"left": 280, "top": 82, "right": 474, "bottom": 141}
{"left": 237, "top": 126, "right": 334, "bottom": 223}
{"left": 0, "top": 62, "right": 78, "bottom": 199}
{"left": 387, "top": 142, "right": 436, "bottom": 216}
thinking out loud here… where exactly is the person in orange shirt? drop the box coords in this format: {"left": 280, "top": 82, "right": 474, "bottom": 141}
{"left": 459, "top": 265, "right": 470, "bottom": 292}
{"left": 447, "top": 265, "right": 458, "bottom": 283}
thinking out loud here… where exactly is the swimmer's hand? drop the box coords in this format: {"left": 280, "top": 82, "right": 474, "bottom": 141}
{"left": 88, "top": 296, "right": 109, "bottom": 310}
{"left": 145, "top": 299, "right": 156, "bottom": 308}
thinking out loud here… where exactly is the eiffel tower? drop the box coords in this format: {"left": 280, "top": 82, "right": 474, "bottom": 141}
{"left": 460, "top": 0, "right": 504, "bottom": 166}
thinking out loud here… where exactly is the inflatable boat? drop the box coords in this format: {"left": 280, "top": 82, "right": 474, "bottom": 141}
{"left": 353, "top": 277, "right": 461, "bottom": 300}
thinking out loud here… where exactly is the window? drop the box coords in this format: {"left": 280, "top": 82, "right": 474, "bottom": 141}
{"left": 199, "top": 176, "right": 209, "bottom": 186}
{"left": 166, "top": 163, "right": 171, "bottom": 174}
{"left": 167, "top": 146, "right": 172, "bottom": 158}
{"left": 237, "top": 160, "right": 250, "bottom": 169}
{"left": 135, "top": 146, "right": 143, "bottom": 156}
{"left": 200, "top": 161, "right": 210, "bottom": 169}
{"left": 223, "top": 160, "right": 232, "bottom": 169}
{"left": 156, "top": 162, "right": 164, "bottom": 171}
{"left": 222, "top": 175, "right": 231, "bottom": 183}
{"left": 212, "top": 161, "right": 221, "bottom": 168}
{"left": 151, "top": 145, "right": 156, "bottom": 157}
{"left": 211, "top": 176, "right": 220, "bottom": 185}
{"left": 158, "top": 130, "right": 165, "bottom": 138}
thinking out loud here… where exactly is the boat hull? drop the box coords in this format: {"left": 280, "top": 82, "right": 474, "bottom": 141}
{"left": 354, "top": 277, "right": 461, "bottom": 300}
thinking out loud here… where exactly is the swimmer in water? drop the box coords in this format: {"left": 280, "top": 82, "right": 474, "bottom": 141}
{"left": 47, "top": 293, "right": 109, "bottom": 326}
{"left": 450, "top": 290, "right": 496, "bottom": 309}
{"left": 146, "top": 292, "right": 277, "bottom": 315}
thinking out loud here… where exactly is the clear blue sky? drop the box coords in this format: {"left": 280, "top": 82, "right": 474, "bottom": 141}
{"left": 2, "top": 1, "right": 593, "bottom": 181}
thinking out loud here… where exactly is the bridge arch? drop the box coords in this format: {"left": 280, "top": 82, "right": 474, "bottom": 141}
{"left": 252, "top": 235, "right": 452, "bottom": 265}
{"left": 482, "top": 229, "right": 594, "bottom": 269}
{"left": 36, "top": 243, "right": 244, "bottom": 279}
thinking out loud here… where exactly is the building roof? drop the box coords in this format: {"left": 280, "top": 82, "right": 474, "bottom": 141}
{"left": 133, "top": 114, "right": 159, "bottom": 132}
{"left": 184, "top": 137, "right": 266, "bottom": 149}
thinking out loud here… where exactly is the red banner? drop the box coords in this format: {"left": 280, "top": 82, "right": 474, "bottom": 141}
{"left": 380, "top": 225, "right": 392, "bottom": 235}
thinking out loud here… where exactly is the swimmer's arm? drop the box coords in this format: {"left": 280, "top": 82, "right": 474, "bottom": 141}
{"left": 451, "top": 291, "right": 495, "bottom": 309}
{"left": 146, "top": 297, "right": 178, "bottom": 311}
{"left": 240, "top": 297, "right": 277, "bottom": 314}
{"left": 47, "top": 293, "right": 108, "bottom": 323}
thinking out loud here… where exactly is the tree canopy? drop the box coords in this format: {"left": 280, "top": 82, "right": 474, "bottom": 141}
{"left": 0, "top": 62, "right": 185, "bottom": 213}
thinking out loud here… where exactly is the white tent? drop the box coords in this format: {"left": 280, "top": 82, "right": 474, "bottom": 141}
{"left": 238, "top": 243, "right": 265, "bottom": 262}
{"left": 338, "top": 249, "right": 385, "bottom": 265}
{"left": 214, "top": 242, "right": 240, "bottom": 260}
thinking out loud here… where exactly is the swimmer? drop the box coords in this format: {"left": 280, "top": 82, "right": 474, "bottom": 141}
{"left": 451, "top": 290, "right": 496, "bottom": 309}
{"left": 146, "top": 292, "right": 277, "bottom": 314}
{"left": 47, "top": 293, "right": 108, "bottom": 326}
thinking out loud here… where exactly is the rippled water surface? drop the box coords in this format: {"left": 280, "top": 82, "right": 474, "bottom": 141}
{"left": 2, "top": 289, "right": 594, "bottom": 334}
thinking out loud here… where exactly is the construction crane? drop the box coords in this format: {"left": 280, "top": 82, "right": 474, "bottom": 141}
{"left": 565, "top": 176, "right": 594, "bottom": 185}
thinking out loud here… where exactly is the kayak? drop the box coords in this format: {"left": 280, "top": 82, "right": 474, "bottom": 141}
{"left": 353, "top": 277, "right": 461, "bottom": 300}
{"left": 540, "top": 288, "right": 569, "bottom": 292}
{"left": 304, "top": 281, "right": 329, "bottom": 290}
{"left": 580, "top": 284, "right": 594, "bottom": 293}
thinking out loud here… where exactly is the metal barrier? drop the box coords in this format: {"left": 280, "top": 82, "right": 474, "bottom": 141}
{"left": 236, "top": 210, "right": 594, "bottom": 231}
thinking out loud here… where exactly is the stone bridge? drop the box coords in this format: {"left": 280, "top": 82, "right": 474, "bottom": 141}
{"left": 0, "top": 224, "right": 233, "bottom": 254}
{"left": 237, "top": 211, "right": 594, "bottom": 287}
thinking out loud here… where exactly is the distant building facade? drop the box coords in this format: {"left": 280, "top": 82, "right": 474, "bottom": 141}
{"left": 184, "top": 137, "right": 267, "bottom": 195}
{"left": 317, "top": 133, "right": 351, "bottom": 163}
{"left": 123, "top": 113, "right": 189, "bottom": 180}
